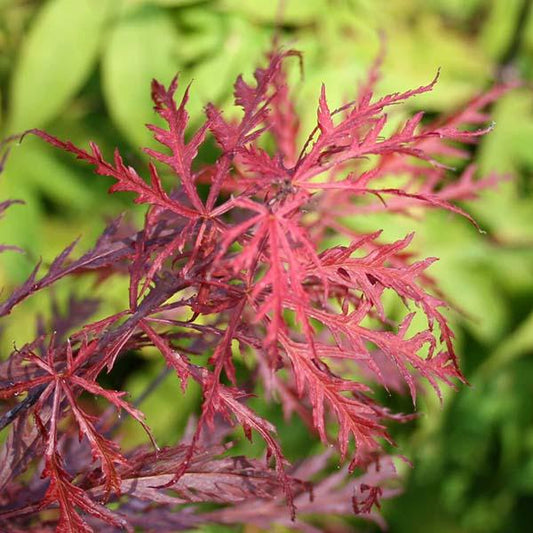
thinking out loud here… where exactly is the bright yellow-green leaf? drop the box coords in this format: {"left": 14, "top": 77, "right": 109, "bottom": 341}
{"left": 102, "top": 5, "right": 182, "bottom": 149}
{"left": 480, "top": 0, "right": 524, "bottom": 60}
{"left": 175, "top": 8, "right": 223, "bottom": 63}
{"left": 181, "top": 15, "right": 269, "bottom": 117}
{"left": 145, "top": 0, "right": 200, "bottom": 5}
{"left": 478, "top": 310, "right": 533, "bottom": 378}
{"left": 474, "top": 91, "right": 533, "bottom": 243}
{"left": 222, "top": 0, "right": 323, "bottom": 24}
{"left": 7, "top": 0, "right": 113, "bottom": 132}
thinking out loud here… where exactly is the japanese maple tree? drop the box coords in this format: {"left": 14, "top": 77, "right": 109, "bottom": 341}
{"left": 0, "top": 48, "right": 506, "bottom": 531}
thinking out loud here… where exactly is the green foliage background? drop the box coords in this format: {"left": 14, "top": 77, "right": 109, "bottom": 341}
{"left": 1, "top": 0, "right": 532, "bottom": 531}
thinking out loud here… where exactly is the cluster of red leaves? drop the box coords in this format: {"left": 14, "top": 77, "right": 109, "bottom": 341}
{"left": 0, "top": 49, "right": 506, "bottom": 531}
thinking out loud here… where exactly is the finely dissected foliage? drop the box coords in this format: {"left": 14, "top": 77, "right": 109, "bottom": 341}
{"left": 0, "top": 49, "right": 506, "bottom": 531}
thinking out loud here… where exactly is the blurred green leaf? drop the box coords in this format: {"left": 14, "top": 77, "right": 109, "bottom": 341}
{"left": 480, "top": 0, "right": 525, "bottom": 60}
{"left": 473, "top": 91, "right": 533, "bottom": 244}
{"left": 15, "top": 142, "right": 95, "bottom": 212}
{"left": 223, "top": 0, "right": 323, "bottom": 24}
{"left": 417, "top": 214, "right": 509, "bottom": 343}
{"left": 146, "top": 0, "right": 201, "bottom": 6}
{"left": 0, "top": 136, "right": 103, "bottom": 282}
{"left": 337, "top": 205, "right": 509, "bottom": 343}
{"left": 121, "top": 358, "right": 201, "bottom": 448}
{"left": 0, "top": 143, "right": 43, "bottom": 282}
{"left": 479, "top": 310, "right": 533, "bottom": 376}
{"left": 425, "top": 0, "right": 487, "bottom": 19}
{"left": 0, "top": 186, "right": 39, "bottom": 283}
{"left": 479, "top": 90, "right": 533, "bottom": 174}
{"left": 102, "top": 5, "right": 182, "bottom": 149}
{"left": 175, "top": 8, "right": 223, "bottom": 63}
{"left": 182, "top": 15, "right": 269, "bottom": 115}
{"left": 7, "top": 0, "right": 112, "bottom": 132}
{"left": 381, "top": 13, "right": 491, "bottom": 107}
{"left": 488, "top": 248, "right": 533, "bottom": 293}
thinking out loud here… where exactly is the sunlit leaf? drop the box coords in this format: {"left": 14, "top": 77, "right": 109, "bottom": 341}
{"left": 102, "top": 5, "right": 181, "bottom": 148}
{"left": 7, "top": 0, "right": 113, "bottom": 132}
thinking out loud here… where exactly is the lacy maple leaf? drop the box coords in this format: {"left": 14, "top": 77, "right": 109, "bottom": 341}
{"left": 0, "top": 47, "right": 507, "bottom": 531}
